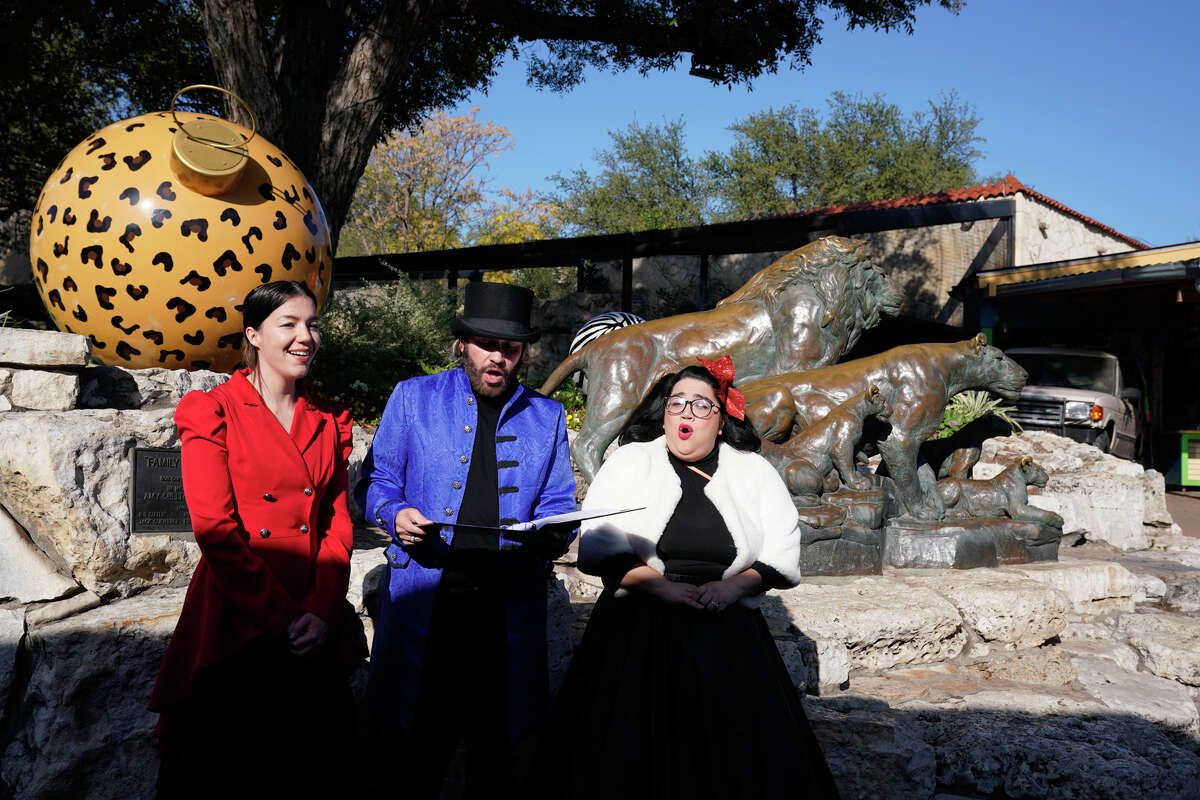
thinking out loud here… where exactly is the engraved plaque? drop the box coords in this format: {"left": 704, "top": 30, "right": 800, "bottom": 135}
{"left": 130, "top": 447, "right": 191, "bottom": 535}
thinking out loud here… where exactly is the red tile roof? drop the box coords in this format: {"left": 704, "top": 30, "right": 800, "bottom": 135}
{"left": 780, "top": 174, "right": 1148, "bottom": 250}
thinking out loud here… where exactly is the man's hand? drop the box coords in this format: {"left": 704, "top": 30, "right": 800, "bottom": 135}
{"left": 523, "top": 521, "right": 575, "bottom": 558}
{"left": 394, "top": 507, "right": 433, "bottom": 546}
{"left": 287, "top": 612, "right": 329, "bottom": 656}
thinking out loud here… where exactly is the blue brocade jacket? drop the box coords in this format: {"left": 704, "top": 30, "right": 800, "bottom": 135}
{"left": 356, "top": 366, "right": 577, "bottom": 741}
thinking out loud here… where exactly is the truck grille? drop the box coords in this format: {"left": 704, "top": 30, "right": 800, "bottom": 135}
{"left": 1011, "top": 398, "right": 1064, "bottom": 428}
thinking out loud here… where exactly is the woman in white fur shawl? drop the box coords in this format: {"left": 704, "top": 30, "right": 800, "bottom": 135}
{"left": 532, "top": 358, "right": 840, "bottom": 800}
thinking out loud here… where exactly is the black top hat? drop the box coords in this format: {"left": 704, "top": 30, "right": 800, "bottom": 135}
{"left": 450, "top": 281, "right": 541, "bottom": 343}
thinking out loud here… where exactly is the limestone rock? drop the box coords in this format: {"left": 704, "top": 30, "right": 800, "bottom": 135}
{"left": 1069, "top": 654, "right": 1200, "bottom": 735}
{"left": 919, "top": 703, "right": 1200, "bottom": 799}
{"left": 77, "top": 365, "right": 228, "bottom": 410}
{"left": 1, "top": 588, "right": 184, "bottom": 800}
{"left": 776, "top": 636, "right": 851, "bottom": 694}
{"left": 347, "top": 424, "right": 374, "bottom": 524}
{"left": 0, "top": 502, "right": 79, "bottom": 603}
{"left": 967, "top": 648, "right": 1077, "bottom": 686}
{"left": 1004, "top": 559, "right": 1135, "bottom": 615}
{"left": 1164, "top": 576, "right": 1200, "bottom": 615}
{"left": 1132, "top": 571, "right": 1167, "bottom": 603}
{"left": 556, "top": 562, "right": 604, "bottom": 603}
{"left": 1142, "top": 469, "right": 1174, "bottom": 527}
{"left": 0, "top": 607, "right": 25, "bottom": 731}
{"left": 979, "top": 432, "right": 1153, "bottom": 550}
{"left": 0, "top": 328, "right": 89, "bottom": 368}
{"left": 25, "top": 590, "right": 102, "bottom": 626}
{"left": 1147, "top": 532, "right": 1200, "bottom": 568}
{"left": 1116, "top": 609, "right": 1200, "bottom": 686}
{"left": 9, "top": 368, "right": 79, "bottom": 411}
{"left": 348, "top": 546, "right": 386, "bottom": 618}
{"left": 805, "top": 696, "right": 937, "bottom": 800}
{"left": 898, "top": 570, "right": 1069, "bottom": 649}
{"left": 1056, "top": 624, "right": 1140, "bottom": 672}
{"left": 767, "top": 578, "right": 966, "bottom": 671}
{"left": 0, "top": 409, "right": 181, "bottom": 598}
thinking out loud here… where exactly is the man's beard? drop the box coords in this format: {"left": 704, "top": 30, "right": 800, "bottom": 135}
{"left": 463, "top": 356, "right": 519, "bottom": 398}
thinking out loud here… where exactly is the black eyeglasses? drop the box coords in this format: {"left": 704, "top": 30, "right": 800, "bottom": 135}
{"left": 665, "top": 395, "right": 719, "bottom": 419}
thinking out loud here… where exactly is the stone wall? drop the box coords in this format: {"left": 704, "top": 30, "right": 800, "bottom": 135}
{"left": 586, "top": 219, "right": 1010, "bottom": 326}
{"left": 575, "top": 194, "right": 1136, "bottom": 336}
{"left": 1014, "top": 193, "right": 1138, "bottom": 265}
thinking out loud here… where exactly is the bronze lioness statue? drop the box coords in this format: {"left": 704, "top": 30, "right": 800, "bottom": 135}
{"left": 761, "top": 384, "right": 891, "bottom": 506}
{"left": 937, "top": 455, "right": 1064, "bottom": 527}
{"left": 540, "top": 236, "right": 901, "bottom": 480}
{"left": 741, "top": 335, "right": 1027, "bottom": 519}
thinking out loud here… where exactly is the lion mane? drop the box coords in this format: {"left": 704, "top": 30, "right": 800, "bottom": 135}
{"left": 539, "top": 236, "right": 900, "bottom": 481}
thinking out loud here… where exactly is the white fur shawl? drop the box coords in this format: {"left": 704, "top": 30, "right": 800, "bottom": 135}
{"left": 578, "top": 437, "right": 803, "bottom": 598}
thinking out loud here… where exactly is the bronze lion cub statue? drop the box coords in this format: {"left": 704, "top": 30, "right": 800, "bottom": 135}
{"left": 937, "top": 455, "right": 1064, "bottom": 527}
{"left": 761, "top": 384, "right": 891, "bottom": 506}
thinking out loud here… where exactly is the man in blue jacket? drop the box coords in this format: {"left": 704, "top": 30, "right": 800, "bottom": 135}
{"left": 358, "top": 281, "right": 577, "bottom": 798}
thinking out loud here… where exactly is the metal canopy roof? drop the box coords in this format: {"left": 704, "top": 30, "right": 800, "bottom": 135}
{"left": 967, "top": 241, "right": 1200, "bottom": 298}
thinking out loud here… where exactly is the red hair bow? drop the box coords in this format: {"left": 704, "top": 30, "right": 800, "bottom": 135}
{"left": 697, "top": 355, "right": 745, "bottom": 421}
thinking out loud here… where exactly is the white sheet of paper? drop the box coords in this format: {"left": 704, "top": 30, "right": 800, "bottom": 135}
{"left": 506, "top": 506, "right": 643, "bottom": 532}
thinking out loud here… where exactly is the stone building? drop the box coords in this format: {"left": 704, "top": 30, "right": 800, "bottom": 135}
{"left": 583, "top": 174, "right": 1145, "bottom": 328}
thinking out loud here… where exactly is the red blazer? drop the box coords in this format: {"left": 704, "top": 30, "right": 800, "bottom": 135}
{"left": 149, "top": 369, "right": 354, "bottom": 713}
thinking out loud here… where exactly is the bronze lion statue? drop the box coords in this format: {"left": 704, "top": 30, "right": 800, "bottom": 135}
{"left": 741, "top": 335, "right": 1028, "bottom": 519}
{"left": 540, "top": 236, "right": 901, "bottom": 480}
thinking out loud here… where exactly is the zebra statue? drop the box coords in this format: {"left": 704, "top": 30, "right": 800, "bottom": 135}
{"left": 569, "top": 311, "right": 645, "bottom": 393}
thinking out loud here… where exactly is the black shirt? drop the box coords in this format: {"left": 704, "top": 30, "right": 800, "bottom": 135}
{"left": 441, "top": 388, "right": 508, "bottom": 591}
{"left": 657, "top": 447, "right": 736, "bottom": 584}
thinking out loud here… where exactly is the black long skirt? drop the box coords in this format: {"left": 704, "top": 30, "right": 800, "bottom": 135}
{"left": 533, "top": 590, "right": 841, "bottom": 800}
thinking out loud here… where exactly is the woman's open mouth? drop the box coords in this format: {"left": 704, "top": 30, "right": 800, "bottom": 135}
{"left": 677, "top": 423, "right": 693, "bottom": 440}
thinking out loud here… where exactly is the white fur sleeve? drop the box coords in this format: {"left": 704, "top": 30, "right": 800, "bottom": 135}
{"left": 749, "top": 455, "right": 803, "bottom": 586}
{"left": 577, "top": 445, "right": 645, "bottom": 576}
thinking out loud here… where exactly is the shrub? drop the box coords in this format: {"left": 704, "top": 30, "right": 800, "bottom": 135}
{"left": 311, "top": 278, "right": 456, "bottom": 425}
{"left": 548, "top": 381, "right": 587, "bottom": 430}
{"left": 933, "top": 390, "right": 1022, "bottom": 440}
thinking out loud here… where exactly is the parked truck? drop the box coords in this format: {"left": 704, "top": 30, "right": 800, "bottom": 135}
{"left": 1005, "top": 347, "right": 1143, "bottom": 460}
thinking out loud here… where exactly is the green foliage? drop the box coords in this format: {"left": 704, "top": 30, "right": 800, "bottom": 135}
{"left": 548, "top": 118, "right": 713, "bottom": 235}
{"left": 309, "top": 278, "right": 456, "bottom": 425}
{"left": 340, "top": 109, "right": 563, "bottom": 256}
{"left": 0, "top": 0, "right": 215, "bottom": 214}
{"left": 550, "top": 91, "right": 987, "bottom": 235}
{"left": 933, "top": 390, "right": 1023, "bottom": 440}
{"left": 709, "top": 91, "right": 987, "bottom": 219}
{"left": 548, "top": 381, "right": 587, "bottom": 430}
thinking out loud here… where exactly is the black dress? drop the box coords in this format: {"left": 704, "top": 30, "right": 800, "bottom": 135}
{"left": 534, "top": 449, "right": 840, "bottom": 799}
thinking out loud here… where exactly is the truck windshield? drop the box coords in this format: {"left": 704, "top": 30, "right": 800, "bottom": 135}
{"left": 1008, "top": 353, "right": 1117, "bottom": 394}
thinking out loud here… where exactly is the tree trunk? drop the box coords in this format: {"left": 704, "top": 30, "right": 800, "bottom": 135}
{"left": 200, "top": 0, "right": 438, "bottom": 252}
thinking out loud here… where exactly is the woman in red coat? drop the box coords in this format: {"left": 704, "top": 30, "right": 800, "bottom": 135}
{"left": 150, "top": 280, "right": 355, "bottom": 799}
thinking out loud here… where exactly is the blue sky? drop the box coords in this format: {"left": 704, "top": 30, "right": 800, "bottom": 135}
{"left": 452, "top": 0, "right": 1197, "bottom": 248}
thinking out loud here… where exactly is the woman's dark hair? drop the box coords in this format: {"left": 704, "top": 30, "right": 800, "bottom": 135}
{"left": 241, "top": 280, "right": 318, "bottom": 371}
{"left": 618, "top": 365, "right": 761, "bottom": 452}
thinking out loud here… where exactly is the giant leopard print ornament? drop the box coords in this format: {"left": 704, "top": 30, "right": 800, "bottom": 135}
{"left": 29, "top": 111, "right": 331, "bottom": 371}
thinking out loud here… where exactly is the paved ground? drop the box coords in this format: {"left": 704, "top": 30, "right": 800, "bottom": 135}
{"left": 1167, "top": 489, "right": 1200, "bottom": 538}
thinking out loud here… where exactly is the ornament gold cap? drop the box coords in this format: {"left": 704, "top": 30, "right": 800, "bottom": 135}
{"left": 168, "top": 85, "right": 257, "bottom": 196}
